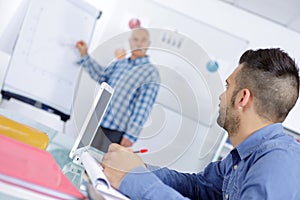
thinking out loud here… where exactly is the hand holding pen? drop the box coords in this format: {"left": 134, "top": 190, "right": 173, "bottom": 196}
{"left": 101, "top": 144, "right": 148, "bottom": 189}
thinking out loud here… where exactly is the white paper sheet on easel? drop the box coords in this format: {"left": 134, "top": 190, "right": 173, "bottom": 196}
{"left": 2, "top": 0, "right": 100, "bottom": 115}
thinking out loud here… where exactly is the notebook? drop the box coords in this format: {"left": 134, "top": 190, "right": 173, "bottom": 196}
{"left": 80, "top": 151, "right": 129, "bottom": 200}
{"left": 69, "top": 82, "right": 114, "bottom": 164}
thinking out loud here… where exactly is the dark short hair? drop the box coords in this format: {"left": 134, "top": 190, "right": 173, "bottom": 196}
{"left": 234, "top": 48, "right": 299, "bottom": 122}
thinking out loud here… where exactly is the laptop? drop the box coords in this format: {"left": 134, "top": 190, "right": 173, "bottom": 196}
{"left": 69, "top": 82, "right": 114, "bottom": 164}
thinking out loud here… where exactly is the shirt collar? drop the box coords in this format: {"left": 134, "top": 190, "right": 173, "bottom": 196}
{"left": 128, "top": 55, "right": 150, "bottom": 65}
{"left": 235, "top": 123, "right": 284, "bottom": 160}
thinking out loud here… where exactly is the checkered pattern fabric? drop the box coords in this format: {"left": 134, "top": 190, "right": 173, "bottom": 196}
{"left": 79, "top": 55, "right": 160, "bottom": 142}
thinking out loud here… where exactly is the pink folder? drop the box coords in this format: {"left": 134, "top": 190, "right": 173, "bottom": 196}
{"left": 0, "top": 134, "right": 85, "bottom": 199}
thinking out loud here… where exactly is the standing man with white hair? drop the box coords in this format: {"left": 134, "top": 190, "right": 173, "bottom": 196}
{"left": 76, "top": 28, "right": 160, "bottom": 148}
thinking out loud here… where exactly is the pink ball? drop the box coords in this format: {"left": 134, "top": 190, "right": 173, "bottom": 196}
{"left": 129, "top": 18, "right": 141, "bottom": 29}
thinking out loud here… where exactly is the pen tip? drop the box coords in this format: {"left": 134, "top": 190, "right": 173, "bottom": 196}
{"left": 140, "top": 149, "right": 148, "bottom": 153}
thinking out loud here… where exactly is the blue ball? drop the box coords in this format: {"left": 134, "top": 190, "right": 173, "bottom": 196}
{"left": 206, "top": 60, "right": 219, "bottom": 72}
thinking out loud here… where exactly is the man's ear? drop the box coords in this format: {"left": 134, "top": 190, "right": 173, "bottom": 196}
{"left": 236, "top": 89, "right": 251, "bottom": 109}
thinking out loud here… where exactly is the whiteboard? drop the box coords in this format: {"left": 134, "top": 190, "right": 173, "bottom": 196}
{"left": 2, "top": 0, "right": 100, "bottom": 118}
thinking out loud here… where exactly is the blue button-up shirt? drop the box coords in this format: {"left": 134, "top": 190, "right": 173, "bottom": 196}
{"left": 119, "top": 123, "right": 300, "bottom": 199}
{"left": 79, "top": 55, "right": 160, "bottom": 142}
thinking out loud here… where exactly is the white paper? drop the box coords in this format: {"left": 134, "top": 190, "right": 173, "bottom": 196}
{"left": 2, "top": 0, "right": 99, "bottom": 115}
{"left": 80, "top": 151, "right": 110, "bottom": 189}
{"left": 80, "top": 151, "right": 129, "bottom": 200}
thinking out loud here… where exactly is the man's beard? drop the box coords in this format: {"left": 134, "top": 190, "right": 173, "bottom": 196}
{"left": 217, "top": 103, "right": 240, "bottom": 137}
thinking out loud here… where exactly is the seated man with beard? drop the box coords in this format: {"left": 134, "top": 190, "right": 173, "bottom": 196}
{"left": 101, "top": 48, "right": 300, "bottom": 200}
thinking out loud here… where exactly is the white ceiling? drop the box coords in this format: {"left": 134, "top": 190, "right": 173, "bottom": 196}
{"left": 220, "top": 0, "right": 300, "bottom": 33}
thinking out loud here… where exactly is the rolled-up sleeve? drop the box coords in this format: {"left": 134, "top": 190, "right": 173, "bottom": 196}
{"left": 78, "top": 54, "right": 113, "bottom": 83}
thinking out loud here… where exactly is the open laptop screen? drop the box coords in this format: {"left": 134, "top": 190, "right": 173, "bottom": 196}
{"left": 69, "top": 82, "right": 113, "bottom": 159}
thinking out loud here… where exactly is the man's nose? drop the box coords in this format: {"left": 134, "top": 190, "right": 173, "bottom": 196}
{"left": 135, "top": 41, "right": 143, "bottom": 48}
{"left": 219, "top": 92, "right": 225, "bottom": 101}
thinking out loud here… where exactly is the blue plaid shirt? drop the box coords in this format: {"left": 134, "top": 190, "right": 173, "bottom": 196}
{"left": 119, "top": 123, "right": 300, "bottom": 199}
{"left": 78, "top": 55, "right": 160, "bottom": 142}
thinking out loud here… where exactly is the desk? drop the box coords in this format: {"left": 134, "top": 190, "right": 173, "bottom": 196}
{"left": 0, "top": 109, "right": 87, "bottom": 199}
{"left": 48, "top": 133, "right": 86, "bottom": 189}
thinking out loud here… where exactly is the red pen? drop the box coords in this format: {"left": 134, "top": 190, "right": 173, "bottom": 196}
{"left": 133, "top": 149, "right": 148, "bottom": 153}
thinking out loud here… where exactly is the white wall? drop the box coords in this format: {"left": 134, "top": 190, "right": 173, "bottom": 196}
{"left": 81, "top": 0, "right": 300, "bottom": 133}
{"left": 0, "top": 0, "right": 22, "bottom": 90}
{"left": 152, "top": 0, "right": 300, "bottom": 132}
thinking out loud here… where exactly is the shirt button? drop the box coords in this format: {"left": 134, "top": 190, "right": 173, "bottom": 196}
{"left": 225, "top": 194, "right": 229, "bottom": 199}
{"left": 234, "top": 164, "right": 238, "bottom": 170}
